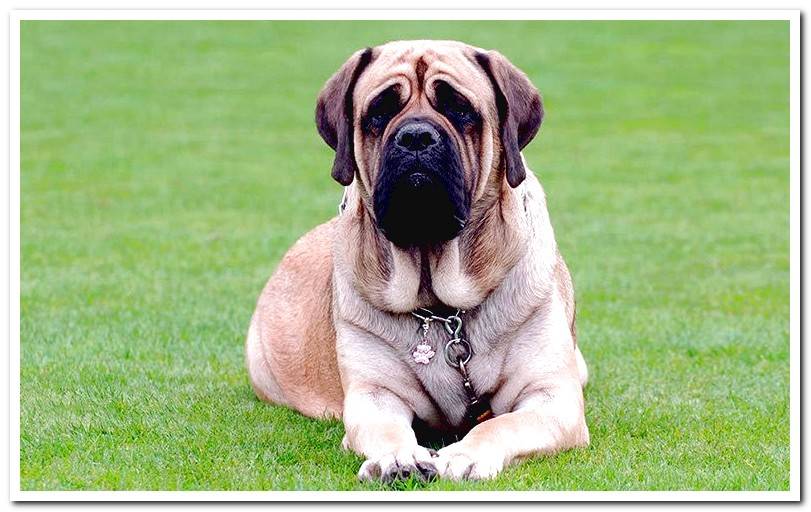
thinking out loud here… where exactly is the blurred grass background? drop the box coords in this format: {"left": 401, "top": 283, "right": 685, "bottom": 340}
{"left": 20, "top": 20, "right": 789, "bottom": 490}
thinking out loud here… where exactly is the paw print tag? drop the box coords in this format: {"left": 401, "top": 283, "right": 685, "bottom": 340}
{"left": 413, "top": 343, "right": 435, "bottom": 365}
{"left": 412, "top": 321, "right": 435, "bottom": 365}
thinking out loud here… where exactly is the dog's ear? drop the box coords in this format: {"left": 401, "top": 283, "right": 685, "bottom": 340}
{"left": 315, "top": 48, "right": 374, "bottom": 186}
{"left": 475, "top": 50, "right": 543, "bottom": 188}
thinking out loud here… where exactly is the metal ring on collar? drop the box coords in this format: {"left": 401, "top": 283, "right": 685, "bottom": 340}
{"left": 444, "top": 337, "right": 472, "bottom": 368}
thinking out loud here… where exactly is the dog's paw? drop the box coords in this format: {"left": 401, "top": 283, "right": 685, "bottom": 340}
{"left": 357, "top": 445, "right": 439, "bottom": 483}
{"left": 435, "top": 442, "right": 505, "bottom": 481}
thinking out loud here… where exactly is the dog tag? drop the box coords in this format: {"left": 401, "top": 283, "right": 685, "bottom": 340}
{"left": 413, "top": 319, "right": 435, "bottom": 364}
{"left": 412, "top": 343, "right": 435, "bottom": 364}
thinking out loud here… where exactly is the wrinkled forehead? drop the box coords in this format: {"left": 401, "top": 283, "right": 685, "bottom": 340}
{"left": 353, "top": 40, "right": 495, "bottom": 111}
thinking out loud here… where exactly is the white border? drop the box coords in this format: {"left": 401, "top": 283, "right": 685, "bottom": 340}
{"left": 788, "top": 4, "right": 800, "bottom": 503}
{"left": 9, "top": 9, "right": 800, "bottom": 502}
{"left": 8, "top": 9, "right": 799, "bottom": 19}
{"left": 9, "top": 7, "right": 21, "bottom": 505}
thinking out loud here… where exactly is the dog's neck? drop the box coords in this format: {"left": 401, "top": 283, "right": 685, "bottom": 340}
{"left": 338, "top": 179, "right": 530, "bottom": 313}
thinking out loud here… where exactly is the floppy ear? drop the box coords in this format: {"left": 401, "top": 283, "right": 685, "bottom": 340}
{"left": 315, "top": 48, "right": 374, "bottom": 186}
{"left": 475, "top": 50, "right": 543, "bottom": 188}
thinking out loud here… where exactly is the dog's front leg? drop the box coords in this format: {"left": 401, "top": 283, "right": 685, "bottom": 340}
{"left": 435, "top": 378, "right": 589, "bottom": 480}
{"left": 342, "top": 386, "right": 438, "bottom": 482}
{"left": 335, "top": 320, "right": 439, "bottom": 482}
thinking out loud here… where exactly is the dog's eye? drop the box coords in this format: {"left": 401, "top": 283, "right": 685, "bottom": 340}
{"left": 363, "top": 85, "right": 403, "bottom": 134}
{"left": 433, "top": 81, "right": 481, "bottom": 130}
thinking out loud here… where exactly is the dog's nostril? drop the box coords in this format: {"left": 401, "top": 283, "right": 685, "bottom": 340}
{"left": 400, "top": 132, "right": 415, "bottom": 149}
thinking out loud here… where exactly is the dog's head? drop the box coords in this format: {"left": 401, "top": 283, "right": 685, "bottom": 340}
{"left": 316, "top": 40, "right": 543, "bottom": 249}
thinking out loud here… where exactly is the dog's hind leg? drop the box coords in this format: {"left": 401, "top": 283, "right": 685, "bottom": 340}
{"left": 244, "top": 219, "right": 345, "bottom": 420}
{"left": 574, "top": 345, "right": 588, "bottom": 388}
{"left": 245, "top": 313, "right": 289, "bottom": 408}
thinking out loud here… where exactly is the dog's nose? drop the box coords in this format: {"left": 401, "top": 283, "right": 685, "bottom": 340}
{"left": 395, "top": 121, "right": 440, "bottom": 152}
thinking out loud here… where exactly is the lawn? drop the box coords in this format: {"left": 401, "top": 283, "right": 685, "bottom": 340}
{"left": 20, "top": 20, "right": 790, "bottom": 491}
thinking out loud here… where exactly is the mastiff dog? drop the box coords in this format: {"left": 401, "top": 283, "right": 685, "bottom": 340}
{"left": 245, "top": 40, "right": 590, "bottom": 483}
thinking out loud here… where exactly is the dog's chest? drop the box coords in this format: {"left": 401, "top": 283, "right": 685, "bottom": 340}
{"left": 388, "top": 315, "right": 506, "bottom": 428}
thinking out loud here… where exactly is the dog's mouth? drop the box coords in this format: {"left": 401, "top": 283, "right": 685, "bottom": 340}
{"left": 374, "top": 167, "right": 467, "bottom": 248}
{"left": 373, "top": 119, "right": 469, "bottom": 249}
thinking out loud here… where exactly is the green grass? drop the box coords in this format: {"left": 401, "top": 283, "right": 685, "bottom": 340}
{"left": 20, "top": 20, "right": 790, "bottom": 491}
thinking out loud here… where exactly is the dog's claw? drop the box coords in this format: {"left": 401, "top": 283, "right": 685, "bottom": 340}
{"left": 416, "top": 461, "right": 438, "bottom": 482}
{"left": 380, "top": 465, "right": 400, "bottom": 484}
{"left": 358, "top": 446, "right": 438, "bottom": 484}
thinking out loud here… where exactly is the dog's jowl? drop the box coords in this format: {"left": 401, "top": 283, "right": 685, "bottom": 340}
{"left": 245, "top": 40, "right": 590, "bottom": 483}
